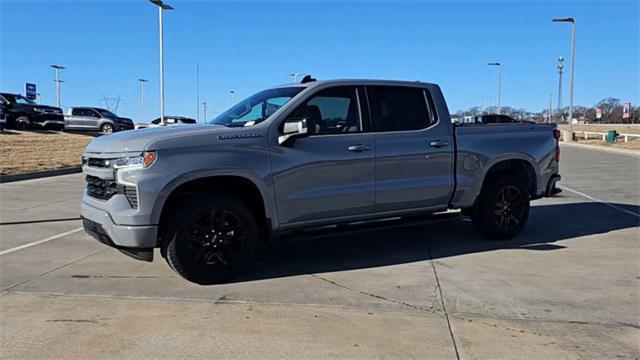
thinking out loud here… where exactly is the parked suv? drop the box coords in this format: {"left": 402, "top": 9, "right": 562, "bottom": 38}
{"left": 65, "top": 107, "right": 134, "bottom": 133}
{"left": 0, "top": 92, "right": 64, "bottom": 130}
{"left": 81, "top": 78, "right": 561, "bottom": 284}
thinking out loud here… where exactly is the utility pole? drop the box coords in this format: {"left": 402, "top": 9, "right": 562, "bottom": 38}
{"left": 556, "top": 56, "right": 564, "bottom": 123}
{"left": 196, "top": 64, "right": 200, "bottom": 123}
{"left": 553, "top": 17, "right": 576, "bottom": 129}
{"left": 149, "top": 0, "right": 174, "bottom": 126}
{"left": 488, "top": 62, "right": 502, "bottom": 114}
{"left": 49, "top": 64, "right": 65, "bottom": 108}
{"left": 548, "top": 94, "right": 553, "bottom": 124}
{"left": 138, "top": 79, "right": 148, "bottom": 122}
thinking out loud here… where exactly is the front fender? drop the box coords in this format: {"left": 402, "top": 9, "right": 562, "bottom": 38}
{"left": 149, "top": 169, "right": 277, "bottom": 229}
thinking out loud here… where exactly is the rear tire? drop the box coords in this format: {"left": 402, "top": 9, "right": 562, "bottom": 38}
{"left": 472, "top": 176, "right": 530, "bottom": 240}
{"left": 162, "top": 192, "right": 259, "bottom": 284}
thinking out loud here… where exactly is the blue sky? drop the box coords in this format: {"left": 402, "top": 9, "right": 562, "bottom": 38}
{"left": 1, "top": 0, "right": 638, "bottom": 122}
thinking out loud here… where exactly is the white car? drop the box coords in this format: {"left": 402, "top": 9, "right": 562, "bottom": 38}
{"left": 135, "top": 116, "right": 197, "bottom": 129}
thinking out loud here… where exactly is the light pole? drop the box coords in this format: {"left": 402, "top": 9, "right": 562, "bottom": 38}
{"left": 488, "top": 62, "right": 502, "bottom": 114}
{"left": 202, "top": 102, "right": 207, "bottom": 120}
{"left": 138, "top": 79, "right": 148, "bottom": 123}
{"left": 149, "top": 0, "right": 173, "bottom": 126}
{"left": 548, "top": 94, "right": 553, "bottom": 124}
{"left": 553, "top": 17, "right": 576, "bottom": 129}
{"left": 49, "top": 64, "right": 65, "bottom": 108}
{"left": 229, "top": 90, "right": 235, "bottom": 106}
{"left": 288, "top": 73, "right": 306, "bottom": 82}
{"left": 556, "top": 56, "right": 564, "bottom": 123}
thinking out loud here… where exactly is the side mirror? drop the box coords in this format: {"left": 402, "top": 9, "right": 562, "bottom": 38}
{"left": 278, "top": 118, "right": 308, "bottom": 145}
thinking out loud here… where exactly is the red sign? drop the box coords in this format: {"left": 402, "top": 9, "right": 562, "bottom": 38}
{"left": 623, "top": 102, "right": 631, "bottom": 119}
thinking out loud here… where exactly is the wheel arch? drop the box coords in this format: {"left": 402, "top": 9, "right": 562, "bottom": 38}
{"left": 154, "top": 174, "right": 272, "bottom": 247}
{"left": 480, "top": 157, "right": 538, "bottom": 198}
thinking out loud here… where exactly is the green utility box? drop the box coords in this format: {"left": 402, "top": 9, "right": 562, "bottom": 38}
{"left": 605, "top": 130, "right": 618, "bottom": 144}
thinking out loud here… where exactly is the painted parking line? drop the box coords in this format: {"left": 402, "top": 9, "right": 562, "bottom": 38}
{"left": 561, "top": 185, "right": 640, "bottom": 219}
{"left": 0, "top": 227, "right": 83, "bottom": 256}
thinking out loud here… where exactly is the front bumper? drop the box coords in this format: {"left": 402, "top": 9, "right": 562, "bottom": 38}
{"left": 81, "top": 201, "right": 157, "bottom": 261}
{"left": 115, "top": 122, "right": 134, "bottom": 131}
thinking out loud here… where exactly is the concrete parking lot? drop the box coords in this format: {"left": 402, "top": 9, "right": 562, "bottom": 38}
{"left": 1, "top": 145, "right": 639, "bottom": 359}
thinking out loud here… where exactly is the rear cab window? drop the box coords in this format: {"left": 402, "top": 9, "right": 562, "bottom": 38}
{"left": 366, "top": 86, "right": 436, "bottom": 132}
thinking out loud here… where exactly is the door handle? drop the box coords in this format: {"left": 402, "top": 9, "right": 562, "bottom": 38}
{"left": 347, "top": 144, "right": 371, "bottom": 152}
{"left": 429, "top": 140, "right": 449, "bottom": 148}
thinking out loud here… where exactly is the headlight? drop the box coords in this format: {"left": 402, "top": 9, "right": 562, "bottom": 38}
{"left": 33, "top": 108, "right": 46, "bottom": 113}
{"left": 114, "top": 151, "right": 157, "bottom": 169}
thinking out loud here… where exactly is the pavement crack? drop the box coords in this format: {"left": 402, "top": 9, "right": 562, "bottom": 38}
{"left": 425, "top": 241, "right": 461, "bottom": 360}
{"left": 310, "top": 274, "right": 432, "bottom": 312}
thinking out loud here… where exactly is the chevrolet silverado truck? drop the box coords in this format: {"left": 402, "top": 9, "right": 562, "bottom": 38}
{"left": 81, "top": 78, "right": 561, "bottom": 284}
{"left": 0, "top": 92, "right": 64, "bottom": 130}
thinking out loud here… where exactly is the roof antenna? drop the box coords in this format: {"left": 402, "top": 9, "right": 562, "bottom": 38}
{"left": 300, "top": 75, "right": 316, "bottom": 83}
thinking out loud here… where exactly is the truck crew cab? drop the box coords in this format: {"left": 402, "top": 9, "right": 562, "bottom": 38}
{"left": 81, "top": 78, "right": 561, "bottom": 284}
{"left": 0, "top": 92, "right": 64, "bottom": 130}
{"left": 64, "top": 107, "right": 134, "bottom": 133}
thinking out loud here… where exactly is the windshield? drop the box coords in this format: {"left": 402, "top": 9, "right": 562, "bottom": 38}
{"left": 96, "top": 108, "right": 117, "bottom": 117}
{"left": 2, "top": 94, "right": 36, "bottom": 105}
{"left": 209, "top": 87, "right": 303, "bottom": 127}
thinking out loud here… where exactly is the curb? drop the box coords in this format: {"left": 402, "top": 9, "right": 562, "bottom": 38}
{"left": 0, "top": 167, "right": 82, "bottom": 183}
{"left": 560, "top": 141, "right": 640, "bottom": 157}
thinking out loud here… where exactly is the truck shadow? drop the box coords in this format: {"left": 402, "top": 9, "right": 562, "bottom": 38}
{"left": 235, "top": 201, "right": 639, "bottom": 283}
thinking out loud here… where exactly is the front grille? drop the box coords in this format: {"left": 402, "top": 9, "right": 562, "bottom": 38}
{"left": 85, "top": 175, "right": 138, "bottom": 208}
{"left": 87, "top": 158, "right": 113, "bottom": 168}
{"left": 86, "top": 175, "right": 117, "bottom": 200}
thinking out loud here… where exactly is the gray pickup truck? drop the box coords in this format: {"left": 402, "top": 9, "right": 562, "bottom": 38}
{"left": 65, "top": 107, "right": 134, "bottom": 133}
{"left": 81, "top": 79, "right": 561, "bottom": 284}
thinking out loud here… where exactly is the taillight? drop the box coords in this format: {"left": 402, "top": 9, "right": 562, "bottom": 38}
{"left": 553, "top": 129, "right": 561, "bottom": 162}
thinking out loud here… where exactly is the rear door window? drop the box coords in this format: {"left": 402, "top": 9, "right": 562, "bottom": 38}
{"left": 367, "top": 86, "right": 435, "bottom": 132}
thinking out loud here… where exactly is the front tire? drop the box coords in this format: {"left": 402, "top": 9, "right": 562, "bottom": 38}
{"left": 162, "top": 193, "right": 259, "bottom": 284}
{"left": 15, "top": 116, "right": 31, "bottom": 130}
{"left": 472, "top": 176, "right": 530, "bottom": 240}
{"left": 101, "top": 123, "right": 114, "bottom": 134}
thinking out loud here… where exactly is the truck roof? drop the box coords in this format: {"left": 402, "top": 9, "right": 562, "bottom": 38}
{"left": 270, "top": 79, "right": 437, "bottom": 89}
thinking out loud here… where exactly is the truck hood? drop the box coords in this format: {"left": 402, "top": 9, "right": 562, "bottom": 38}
{"left": 85, "top": 124, "right": 229, "bottom": 153}
{"left": 33, "top": 105, "right": 63, "bottom": 113}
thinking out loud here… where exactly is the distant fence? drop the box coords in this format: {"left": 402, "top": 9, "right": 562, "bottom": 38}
{"left": 575, "top": 131, "right": 640, "bottom": 142}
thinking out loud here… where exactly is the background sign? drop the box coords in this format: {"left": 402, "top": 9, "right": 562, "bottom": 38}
{"left": 595, "top": 107, "right": 602, "bottom": 119}
{"left": 25, "top": 83, "right": 37, "bottom": 100}
{"left": 622, "top": 102, "right": 631, "bottom": 119}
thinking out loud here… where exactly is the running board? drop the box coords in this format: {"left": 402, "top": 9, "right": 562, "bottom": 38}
{"left": 278, "top": 212, "right": 461, "bottom": 242}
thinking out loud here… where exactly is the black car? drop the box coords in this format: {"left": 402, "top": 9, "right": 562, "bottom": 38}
{"left": 0, "top": 92, "right": 65, "bottom": 130}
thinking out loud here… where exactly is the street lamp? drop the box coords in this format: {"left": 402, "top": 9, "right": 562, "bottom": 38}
{"left": 229, "top": 90, "right": 235, "bottom": 105}
{"left": 288, "top": 73, "right": 306, "bottom": 82}
{"left": 488, "top": 62, "right": 502, "bottom": 114}
{"left": 149, "top": 0, "right": 173, "bottom": 126}
{"left": 49, "top": 64, "right": 65, "bottom": 108}
{"left": 138, "top": 79, "right": 148, "bottom": 123}
{"left": 553, "top": 17, "right": 576, "bottom": 130}
{"left": 556, "top": 56, "right": 564, "bottom": 123}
